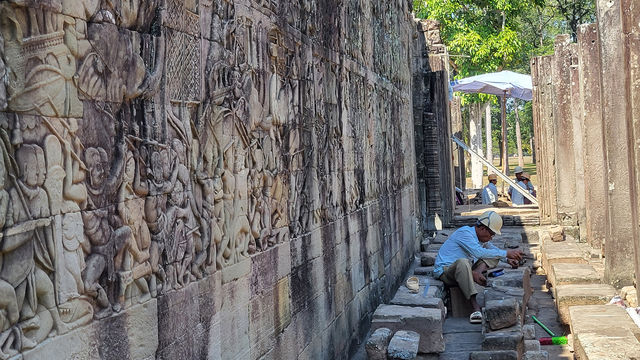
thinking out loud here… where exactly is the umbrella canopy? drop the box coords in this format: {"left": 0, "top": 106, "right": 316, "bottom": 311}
{"left": 451, "top": 70, "right": 532, "bottom": 101}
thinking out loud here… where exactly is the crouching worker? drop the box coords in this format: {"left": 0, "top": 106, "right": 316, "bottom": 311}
{"left": 433, "top": 211, "right": 524, "bottom": 323}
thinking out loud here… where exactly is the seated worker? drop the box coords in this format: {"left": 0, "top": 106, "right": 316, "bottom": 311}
{"left": 511, "top": 172, "right": 534, "bottom": 206}
{"left": 482, "top": 174, "right": 498, "bottom": 205}
{"left": 433, "top": 211, "right": 524, "bottom": 323}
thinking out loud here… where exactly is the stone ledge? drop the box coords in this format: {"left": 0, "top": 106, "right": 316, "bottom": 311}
{"left": 371, "top": 305, "right": 444, "bottom": 353}
{"left": 548, "top": 263, "right": 601, "bottom": 288}
{"left": 555, "top": 284, "right": 617, "bottom": 324}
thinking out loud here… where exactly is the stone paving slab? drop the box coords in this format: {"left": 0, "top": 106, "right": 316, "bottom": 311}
{"left": 541, "top": 240, "right": 587, "bottom": 272}
{"left": 388, "top": 330, "right": 420, "bottom": 360}
{"left": 573, "top": 328, "right": 640, "bottom": 360}
{"left": 548, "top": 263, "right": 601, "bottom": 288}
{"left": 371, "top": 305, "right": 444, "bottom": 353}
{"left": 569, "top": 305, "right": 640, "bottom": 339}
{"left": 390, "top": 292, "right": 446, "bottom": 319}
{"left": 555, "top": 284, "right": 617, "bottom": 324}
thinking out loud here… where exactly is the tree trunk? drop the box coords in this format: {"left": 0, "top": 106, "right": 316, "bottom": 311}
{"left": 515, "top": 100, "right": 524, "bottom": 168}
{"left": 501, "top": 95, "right": 508, "bottom": 175}
{"left": 470, "top": 103, "right": 483, "bottom": 188}
{"left": 485, "top": 101, "right": 493, "bottom": 167}
{"left": 531, "top": 136, "right": 536, "bottom": 164}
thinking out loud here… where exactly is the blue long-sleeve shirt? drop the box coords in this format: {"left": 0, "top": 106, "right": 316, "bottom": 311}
{"left": 433, "top": 226, "right": 507, "bottom": 278}
{"left": 482, "top": 183, "right": 498, "bottom": 204}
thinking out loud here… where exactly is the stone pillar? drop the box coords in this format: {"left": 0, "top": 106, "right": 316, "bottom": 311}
{"left": 531, "top": 55, "right": 558, "bottom": 225}
{"left": 620, "top": 0, "right": 640, "bottom": 289}
{"left": 552, "top": 35, "right": 578, "bottom": 225}
{"left": 597, "top": 0, "right": 636, "bottom": 287}
{"left": 470, "top": 102, "right": 483, "bottom": 189}
{"left": 569, "top": 43, "right": 587, "bottom": 239}
{"left": 485, "top": 101, "right": 493, "bottom": 167}
{"left": 451, "top": 97, "right": 465, "bottom": 190}
{"left": 577, "top": 23, "right": 607, "bottom": 252}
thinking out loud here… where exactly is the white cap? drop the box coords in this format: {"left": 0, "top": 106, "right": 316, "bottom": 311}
{"left": 514, "top": 166, "right": 524, "bottom": 174}
{"left": 477, "top": 211, "right": 503, "bottom": 235}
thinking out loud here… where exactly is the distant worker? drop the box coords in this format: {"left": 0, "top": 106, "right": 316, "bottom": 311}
{"left": 482, "top": 174, "right": 498, "bottom": 205}
{"left": 511, "top": 172, "right": 534, "bottom": 205}
{"left": 509, "top": 166, "right": 535, "bottom": 199}
{"left": 433, "top": 211, "right": 524, "bottom": 323}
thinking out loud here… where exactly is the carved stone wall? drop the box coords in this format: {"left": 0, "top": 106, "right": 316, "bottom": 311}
{"left": 0, "top": 0, "right": 418, "bottom": 358}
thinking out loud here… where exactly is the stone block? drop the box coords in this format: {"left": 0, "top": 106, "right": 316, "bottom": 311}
{"left": 540, "top": 240, "right": 586, "bottom": 272}
{"left": 523, "top": 324, "right": 536, "bottom": 340}
{"left": 574, "top": 328, "right": 640, "bottom": 360}
{"left": 484, "top": 298, "right": 519, "bottom": 330}
{"left": 482, "top": 325, "right": 523, "bottom": 353}
{"left": 414, "top": 266, "right": 434, "bottom": 276}
{"left": 432, "top": 230, "right": 453, "bottom": 244}
{"left": 421, "top": 252, "right": 437, "bottom": 266}
{"left": 523, "top": 351, "right": 548, "bottom": 360}
{"left": 425, "top": 244, "right": 442, "bottom": 253}
{"left": 449, "top": 286, "right": 474, "bottom": 318}
{"left": 371, "top": 305, "right": 444, "bottom": 353}
{"left": 569, "top": 305, "right": 640, "bottom": 339}
{"left": 388, "top": 330, "right": 420, "bottom": 360}
{"left": 555, "top": 284, "right": 617, "bottom": 324}
{"left": 548, "top": 263, "right": 601, "bottom": 287}
{"left": 469, "top": 350, "right": 518, "bottom": 360}
{"left": 487, "top": 268, "right": 530, "bottom": 289}
{"left": 524, "top": 340, "right": 541, "bottom": 352}
{"left": 390, "top": 292, "right": 446, "bottom": 319}
{"left": 484, "top": 286, "right": 527, "bottom": 320}
{"left": 366, "top": 327, "right": 393, "bottom": 360}
{"left": 548, "top": 226, "right": 564, "bottom": 242}
{"left": 421, "top": 240, "right": 431, "bottom": 252}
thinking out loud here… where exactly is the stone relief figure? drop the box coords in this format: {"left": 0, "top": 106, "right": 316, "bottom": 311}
{"left": 0, "top": 2, "right": 83, "bottom": 117}
{"left": 115, "top": 148, "right": 152, "bottom": 305}
{"left": 0, "top": 31, "right": 6, "bottom": 112}
{"left": 218, "top": 141, "right": 235, "bottom": 267}
{"left": 1, "top": 144, "right": 70, "bottom": 349}
{"left": 81, "top": 142, "right": 133, "bottom": 315}
{"left": 249, "top": 149, "right": 271, "bottom": 252}
{"left": 232, "top": 145, "right": 251, "bottom": 262}
{"left": 145, "top": 148, "right": 177, "bottom": 292}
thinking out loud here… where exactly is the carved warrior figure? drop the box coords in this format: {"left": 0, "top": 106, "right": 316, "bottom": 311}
{"left": 1, "top": 144, "right": 70, "bottom": 349}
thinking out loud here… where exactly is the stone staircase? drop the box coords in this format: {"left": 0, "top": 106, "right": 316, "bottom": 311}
{"left": 536, "top": 226, "right": 640, "bottom": 359}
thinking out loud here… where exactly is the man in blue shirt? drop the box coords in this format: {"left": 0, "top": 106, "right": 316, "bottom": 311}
{"left": 482, "top": 174, "right": 498, "bottom": 205}
{"left": 434, "top": 211, "right": 524, "bottom": 323}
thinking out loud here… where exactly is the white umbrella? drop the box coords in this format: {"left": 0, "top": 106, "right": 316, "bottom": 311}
{"left": 451, "top": 70, "right": 532, "bottom": 101}
{"left": 451, "top": 70, "right": 532, "bottom": 176}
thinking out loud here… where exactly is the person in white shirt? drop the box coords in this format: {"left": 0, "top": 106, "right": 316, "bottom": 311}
{"left": 511, "top": 172, "right": 534, "bottom": 206}
{"left": 482, "top": 174, "right": 498, "bottom": 205}
{"left": 433, "top": 211, "right": 524, "bottom": 323}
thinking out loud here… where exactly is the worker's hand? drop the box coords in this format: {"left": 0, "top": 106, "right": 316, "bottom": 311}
{"left": 507, "top": 258, "right": 520, "bottom": 269}
{"left": 472, "top": 271, "right": 487, "bottom": 286}
{"left": 506, "top": 249, "right": 524, "bottom": 261}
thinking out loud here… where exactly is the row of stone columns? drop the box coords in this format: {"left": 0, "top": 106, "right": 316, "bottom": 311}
{"left": 531, "top": 0, "right": 640, "bottom": 288}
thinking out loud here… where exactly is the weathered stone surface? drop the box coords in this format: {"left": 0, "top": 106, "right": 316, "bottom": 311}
{"left": 487, "top": 268, "right": 530, "bottom": 289}
{"left": 523, "top": 350, "right": 548, "bottom": 360}
{"left": 388, "top": 330, "right": 420, "bottom": 360}
{"left": 366, "top": 327, "right": 393, "bottom": 360}
{"left": 414, "top": 266, "right": 434, "bottom": 276}
{"left": 574, "top": 328, "right": 640, "bottom": 360}
{"left": 524, "top": 340, "right": 541, "bottom": 352}
{"left": 548, "top": 263, "right": 601, "bottom": 287}
{"left": 390, "top": 292, "right": 446, "bottom": 319}
{"left": 469, "top": 350, "right": 518, "bottom": 360}
{"left": 569, "top": 305, "right": 640, "bottom": 339}
{"left": 541, "top": 240, "right": 587, "bottom": 271}
{"left": 555, "top": 284, "right": 617, "bottom": 324}
{"left": 371, "top": 305, "right": 445, "bottom": 353}
{"left": 523, "top": 324, "right": 536, "bottom": 340}
{"left": 482, "top": 324, "right": 523, "bottom": 353}
{"left": 484, "top": 298, "right": 519, "bottom": 330}
{"left": 421, "top": 252, "right": 438, "bottom": 266}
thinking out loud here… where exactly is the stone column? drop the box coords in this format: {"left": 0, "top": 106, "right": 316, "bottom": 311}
{"left": 552, "top": 35, "right": 578, "bottom": 225}
{"left": 531, "top": 55, "right": 558, "bottom": 225}
{"left": 569, "top": 43, "right": 586, "bottom": 239}
{"left": 451, "top": 97, "right": 465, "bottom": 189}
{"left": 470, "top": 102, "right": 483, "bottom": 189}
{"left": 597, "top": 0, "right": 636, "bottom": 287}
{"left": 620, "top": 0, "right": 640, "bottom": 289}
{"left": 577, "top": 23, "right": 607, "bottom": 252}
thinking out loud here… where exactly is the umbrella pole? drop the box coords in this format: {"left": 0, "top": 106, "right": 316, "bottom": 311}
{"left": 501, "top": 93, "right": 508, "bottom": 193}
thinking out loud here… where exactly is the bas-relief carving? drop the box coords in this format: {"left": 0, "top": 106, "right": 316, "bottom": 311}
{"left": 0, "top": 0, "right": 415, "bottom": 356}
